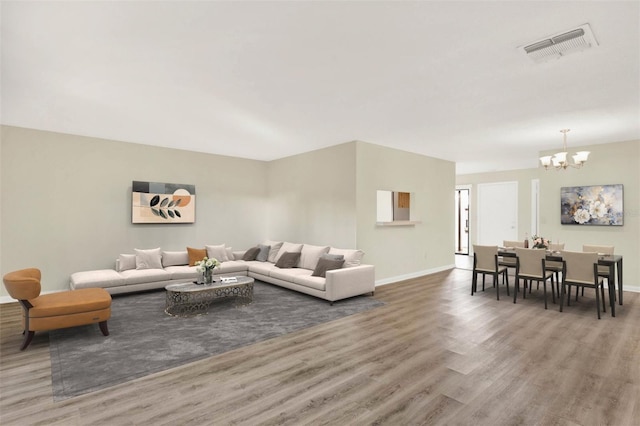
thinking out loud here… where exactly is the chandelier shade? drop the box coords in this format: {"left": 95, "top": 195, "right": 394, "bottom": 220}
{"left": 540, "top": 129, "right": 589, "bottom": 170}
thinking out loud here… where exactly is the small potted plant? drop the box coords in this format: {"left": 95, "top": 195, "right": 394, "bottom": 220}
{"left": 531, "top": 235, "right": 549, "bottom": 249}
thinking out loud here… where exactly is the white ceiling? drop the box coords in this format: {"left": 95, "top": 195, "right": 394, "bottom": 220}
{"left": 2, "top": 1, "right": 639, "bottom": 174}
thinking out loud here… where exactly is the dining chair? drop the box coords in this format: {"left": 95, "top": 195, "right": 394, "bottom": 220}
{"left": 472, "top": 245, "right": 509, "bottom": 300}
{"left": 545, "top": 243, "right": 565, "bottom": 296}
{"left": 582, "top": 244, "right": 615, "bottom": 298}
{"left": 514, "top": 248, "right": 555, "bottom": 309}
{"left": 559, "top": 251, "right": 607, "bottom": 319}
{"left": 499, "top": 240, "right": 525, "bottom": 271}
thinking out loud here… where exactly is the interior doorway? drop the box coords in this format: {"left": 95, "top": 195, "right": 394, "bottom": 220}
{"left": 455, "top": 187, "right": 470, "bottom": 255}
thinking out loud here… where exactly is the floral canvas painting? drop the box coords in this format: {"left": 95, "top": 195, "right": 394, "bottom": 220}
{"left": 560, "top": 184, "right": 623, "bottom": 226}
{"left": 132, "top": 181, "right": 196, "bottom": 224}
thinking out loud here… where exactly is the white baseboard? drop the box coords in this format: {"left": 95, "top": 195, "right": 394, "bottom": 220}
{"left": 375, "top": 264, "right": 456, "bottom": 286}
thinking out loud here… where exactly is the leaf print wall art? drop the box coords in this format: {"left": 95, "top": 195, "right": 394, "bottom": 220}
{"left": 132, "top": 181, "right": 196, "bottom": 224}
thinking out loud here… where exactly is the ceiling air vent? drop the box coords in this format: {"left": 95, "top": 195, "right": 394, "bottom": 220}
{"left": 520, "top": 24, "right": 598, "bottom": 63}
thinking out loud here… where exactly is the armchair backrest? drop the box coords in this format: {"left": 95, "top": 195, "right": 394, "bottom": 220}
{"left": 2, "top": 268, "right": 42, "bottom": 301}
{"left": 515, "top": 248, "right": 545, "bottom": 277}
{"left": 582, "top": 244, "right": 614, "bottom": 254}
{"left": 561, "top": 251, "right": 598, "bottom": 284}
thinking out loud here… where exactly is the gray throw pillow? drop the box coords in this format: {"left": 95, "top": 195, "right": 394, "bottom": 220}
{"left": 321, "top": 253, "right": 344, "bottom": 262}
{"left": 242, "top": 246, "right": 260, "bottom": 261}
{"left": 275, "top": 252, "right": 301, "bottom": 269}
{"left": 256, "top": 244, "right": 270, "bottom": 262}
{"left": 312, "top": 257, "right": 345, "bottom": 277}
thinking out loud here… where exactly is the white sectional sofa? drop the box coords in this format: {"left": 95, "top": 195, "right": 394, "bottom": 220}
{"left": 70, "top": 241, "right": 375, "bottom": 304}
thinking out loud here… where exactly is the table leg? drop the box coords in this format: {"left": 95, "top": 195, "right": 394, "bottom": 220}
{"left": 609, "top": 263, "right": 615, "bottom": 317}
{"left": 617, "top": 258, "right": 623, "bottom": 305}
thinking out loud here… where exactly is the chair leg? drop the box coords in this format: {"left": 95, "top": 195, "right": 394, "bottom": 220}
{"left": 600, "top": 285, "right": 606, "bottom": 313}
{"left": 559, "top": 282, "right": 565, "bottom": 312}
{"left": 543, "top": 281, "right": 548, "bottom": 309}
{"left": 595, "top": 285, "right": 601, "bottom": 319}
{"left": 550, "top": 276, "right": 556, "bottom": 304}
{"left": 99, "top": 321, "right": 109, "bottom": 336}
{"left": 20, "top": 330, "right": 35, "bottom": 351}
{"left": 472, "top": 272, "right": 477, "bottom": 295}
{"left": 513, "top": 278, "right": 519, "bottom": 304}
{"left": 567, "top": 284, "right": 572, "bottom": 306}
{"left": 494, "top": 274, "right": 500, "bottom": 301}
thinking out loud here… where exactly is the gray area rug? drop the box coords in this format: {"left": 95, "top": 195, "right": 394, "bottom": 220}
{"left": 49, "top": 281, "right": 383, "bottom": 401}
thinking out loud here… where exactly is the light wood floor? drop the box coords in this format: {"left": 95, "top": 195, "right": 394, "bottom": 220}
{"left": 1, "top": 268, "right": 639, "bottom": 425}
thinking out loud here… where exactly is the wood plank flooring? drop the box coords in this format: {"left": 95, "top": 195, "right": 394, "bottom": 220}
{"left": 1, "top": 268, "right": 639, "bottom": 425}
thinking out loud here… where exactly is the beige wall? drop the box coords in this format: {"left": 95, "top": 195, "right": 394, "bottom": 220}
{"left": 355, "top": 142, "right": 456, "bottom": 282}
{"left": 1, "top": 126, "right": 269, "bottom": 297}
{"left": 1, "top": 128, "right": 458, "bottom": 298}
{"left": 458, "top": 139, "right": 640, "bottom": 290}
{"left": 266, "top": 142, "right": 357, "bottom": 248}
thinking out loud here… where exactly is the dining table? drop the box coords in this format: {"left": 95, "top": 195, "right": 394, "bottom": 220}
{"left": 498, "top": 248, "right": 623, "bottom": 317}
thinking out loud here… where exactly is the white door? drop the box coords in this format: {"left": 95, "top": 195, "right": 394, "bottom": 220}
{"left": 477, "top": 181, "right": 518, "bottom": 246}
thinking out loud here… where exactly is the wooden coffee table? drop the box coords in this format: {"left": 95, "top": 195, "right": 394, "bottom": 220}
{"left": 165, "top": 276, "right": 254, "bottom": 316}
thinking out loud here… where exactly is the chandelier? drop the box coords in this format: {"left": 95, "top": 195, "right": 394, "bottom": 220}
{"left": 539, "top": 129, "right": 590, "bottom": 170}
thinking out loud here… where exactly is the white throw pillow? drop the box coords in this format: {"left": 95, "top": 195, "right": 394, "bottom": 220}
{"left": 263, "top": 240, "right": 283, "bottom": 263}
{"left": 206, "top": 244, "right": 229, "bottom": 262}
{"left": 328, "top": 247, "right": 365, "bottom": 268}
{"left": 162, "top": 251, "right": 189, "bottom": 267}
{"left": 299, "top": 244, "right": 330, "bottom": 270}
{"left": 135, "top": 248, "right": 163, "bottom": 270}
{"left": 118, "top": 254, "right": 137, "bottom": 272}
{"left": 225, "top": 247, "right": 234, "bottom": 261}
{"left": 273, "top": 242, "right": 303, "bottom": 263}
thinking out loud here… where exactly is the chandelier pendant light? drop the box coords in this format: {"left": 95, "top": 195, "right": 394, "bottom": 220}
{"left": 539, "top": 129, "right": 590, "bottom": 170}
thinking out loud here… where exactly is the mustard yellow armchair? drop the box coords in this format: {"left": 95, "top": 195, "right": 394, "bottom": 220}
{"left": 2, "top": 268, "right": 112, "bottom": 350}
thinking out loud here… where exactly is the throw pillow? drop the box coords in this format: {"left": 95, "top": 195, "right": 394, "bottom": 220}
{"left": 256, "top": 244, "right": 271, "bottom": 262}
{"left": 187, "top": 247, "right": 207, "bottom": 266}
{"left": 242, "top": 246, "right": 260, "bottom": 261}
{"left": 226, "top": 247, "right": 234, "bottom": 261}
{"left": 273, "top": 242, "right": 303, "bottom": 263}
{"left": 162, "top": 251, "right": 189, "bottom": 267}
{"left": 312, "top": 257, "right": 345, "bottom": 278}
{"left": 328, "top": 247, "right": 364, "bottom": 268}
{"left": 275, "top": 251, "right": 301, "bottom": 269}
{"left": 263, "top": 240, "right": 284, "bottom": 263}
{"left": 118, "top": 254, "right": 136, "bottom": 272}
{"left": 135, "top": 248, "right": 163, "bottom": 270}
{"left": 321, "top": 253, "right": 345, "bottom": 262}
{"left": 299, "top": 244, "right": 330, "bottom": 270}
{"left": 206, "top": 244, "right": 229, "bottom": 262}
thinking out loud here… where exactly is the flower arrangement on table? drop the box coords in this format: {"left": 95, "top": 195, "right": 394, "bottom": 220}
{"left": 195, "top": 256, "right": 220, "bottom": 284}
{"left": 531, "top": 235, "right": 549, "bottom": 249}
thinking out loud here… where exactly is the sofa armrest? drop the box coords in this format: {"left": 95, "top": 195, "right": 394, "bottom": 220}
{"left": 325, "top": 264, "right": 375, "bottom": 302}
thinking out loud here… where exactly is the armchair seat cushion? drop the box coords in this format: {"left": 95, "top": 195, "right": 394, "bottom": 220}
{"left": 30, "top": 288, "right": 111, "bottom": 318}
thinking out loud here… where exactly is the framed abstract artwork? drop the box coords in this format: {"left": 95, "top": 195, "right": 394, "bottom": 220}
{"left": 560, "top": 184, "right": 623, "bottom": 226}
{"left": 132, "top": 181, "right": 196, "bottom": 224}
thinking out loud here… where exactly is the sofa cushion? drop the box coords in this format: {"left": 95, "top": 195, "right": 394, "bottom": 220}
{"left": 246, "top": 261, "right": 278, "bottom": 276}
{"left": 293, "top": 274, "right": 327, "bottom": 291}
{"left": 187, "top": 247, "right": 207, "bottom": 266}
{"left": 328, "top": 247, "right": 364, "bottom": 268}
{"left": 120, "top": 268, "right": 172, "bottom": 285}
{"left": 321, "top": 253, "right": 344, "bottom": 262}
{"left": 312, "top": 257, "right": 345, "bottom": 277}
{"left": 206, "top": 244, "right": 230, "bottom": 262}
{"left": 162, "top": 250, "right": 189, "bottom": 267}
{"left": 163, "top": 265, "right": 200, "bottom": 280}
{"left": 256, "top": 244, "right": 271, "bottom": 262}
{"left": 270, "top": 267, "right": 312, "bottom": 282}
{"left": 118, "top": 254, "right": 136, "bottom": 272}
{"left": 70, "top": 269, "right": 125, "bottom": 290}
{"left": 299, "top": 244, "right": 330, "bottom": 270}
{"left": 263, "top": 240, "right": 283, "bottom": 263}
{"left": 274, "top": 242, "right": 303, "bottom": 263}
{"left": 275, "top": 252, "right": 301, "bottom": 268}
{"left": 242, "top": 246, "right": 260, "bottom": 261}
{"left": 216, "top": 260, "right": 249, "bottom": 274}
{"left": 135, "top": 248, "right": 163, "bottom": 270}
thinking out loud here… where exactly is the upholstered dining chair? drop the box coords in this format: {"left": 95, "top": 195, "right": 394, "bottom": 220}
{"left": 559, "top": 251, "right": 607, "bottom": 319}
{"left": 472, "top": 245, "right": 509, "bottom": 300}
{"left": 514, "top": 248, "right": 555, "bottom": 309}
{"left": 2, "top": 268, "right": 112, "bottom": 350}
{"left": 499, "top": 240, "right": 525, "bottom": 271}
{"left": 545, "top": 243, "right": 565, "bottom": 296}
{"left": 582, "top": 244, "right": 615, "bottom": 299}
